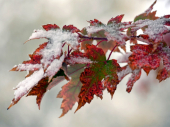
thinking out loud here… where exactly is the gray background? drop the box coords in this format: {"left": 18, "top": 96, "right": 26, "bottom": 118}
{"left": 0, "top": 0, "right": 170, "bottom": 127}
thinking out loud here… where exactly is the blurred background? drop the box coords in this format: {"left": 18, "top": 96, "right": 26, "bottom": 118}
{"left": 1, "top": 0, "right": 170, "bottom": 127}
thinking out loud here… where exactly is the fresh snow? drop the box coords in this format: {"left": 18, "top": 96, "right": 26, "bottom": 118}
{"left": 14, "top": 64, "right": 42, "bottom": 71}
{"left": 45, "top": 53, "right": 65, "bottom": 78}
{"left": 29, "top": 29, "right": 79, "bottom": 49}
{"left": 117, "top": 66, "right": 132, "bottom": 81}
{"left": 66, "top": 56, "right": 93, "bottom": 64}
{"left": 28, "top": 29, "right": 79, "bottom": 69}
{"left": 86, "top": 21, "right": 132, "bottom": 46}
{"left": 13, "top": 68, "right": 44, "bottom": 101}
{"left": 133, "top": 17, "right": 170, "bottom": 43}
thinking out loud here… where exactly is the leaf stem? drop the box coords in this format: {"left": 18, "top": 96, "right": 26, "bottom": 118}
{"left": 96, "top": 40, "right": 105, "bottom": 46}
{"left": 107, "top": 44, "right": 118, "bottom": 61}
{"left": 67, "top": 45, "right": 70, "bottom": 57}
{"left": 62, "top": 42, "right": 66, "bottom": 47}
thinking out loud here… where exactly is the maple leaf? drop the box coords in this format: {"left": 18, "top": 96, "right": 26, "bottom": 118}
{"left": 62, "top": 25, "right": 80, "bottom": 33}
{"left": 81, "top": 15, "right": 131, "bottom": 54}
{"left": 130, "top": 16, "right": 170, "bottom": 46}
{"left": 156, "top": 68, "right": 170, "bottom": 82}
{"left": 75, "top": 45, "right": 121, "bottom": 112}
{"left": 128, "top": 43, "right": 170, "bottom": 83}
{"left": 42, "top": 24, "right": 60, "bottom": 31}
{"left": 134, "top": 0, "right": 158, "bottom": 22}
{"left": 57, "top": 64, "right": 85, "bottom": 118}
{"left": 156, "top": 44, "right": 170, "bottom": 82}
{"left": 8, "top": 0, "right": 170, "bottom": 118}
{"left": 86, "top": 17, "right": 131, "bottom": 46}
{"left": 126, "top": 69, "right": 141, "bottom": 93}
{"left": 26, "top": 77, "right": 49, "bottom": 109}
{"left": 26, "top": 69, "right": 68, "bottom": 110}
{"left": 65, "top": 50, "right": 93, "bottom": 65}
{"left": 8, "top": 23, "right": 81, "bottom": 109}
{"left": 128, "top": 44, "right": 161, "bottom": 74}
{"left": 10, "top": 42, "right": 48, "bottom": 72}
{"left": 126, "top": 0, "right": 170, "bottom": 47}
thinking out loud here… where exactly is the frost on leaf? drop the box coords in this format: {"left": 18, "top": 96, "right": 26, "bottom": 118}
{"left": 127, "top": 0, "right": 170, "bottom": 45}
{"left": 8, "top": 0, "right": 170, "bottom": 118}
{"left": 26, "top": 77, "right": 49, "bottom": 109}
{"left": 117, "top": 65, "right": 142, "bottom": 92}
{"left": 81, "top": 16, "right": 130, "bottom": 54}
{"left": 134, "top": 0, "right": 158, "bottom": 22}
{"left": 126, "top": 69, "right": 141, "bottom": 93}
{"left": 156, "top": 45, "right": 170, "bottom": 82}
{"left": 8, "top": 24, "right": 82, "bottom": 109}
{"left": 128, "top": 44, "right": 161, "bottom": 74}
{"left": 26, "top": 69, "right": 68, "bottom": 110}
{"left": 134, "top": 18, "right": 170, "bottom": 44}
{"left": 8, "top": 68, "right": 44, "bottom": 110}
{"left": 86, "top": 17, "right": 131, "bottom": 46}
{"left": 75, "top": 45, "right": 121, "bottom": 112}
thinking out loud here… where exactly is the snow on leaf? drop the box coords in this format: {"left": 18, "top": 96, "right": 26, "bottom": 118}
{"left": 66, "top": 56, "right": 93, "bottom": 65}
{"left": 131, "top": 17, "right": 170, "bottom": 44}
{"left": 8, "top": 23, "right": 82, "bottom": 109}
{"left": 28, "top": 26, "right": 80, "bottom": 50}
{"left": 126, "top": 27, "right": 138, "bottom": 44}
{"left": 117, "top": 65, "right": 142, "bottom": 93}
{"left": 11, "top": 42, "right": 48, "bottom": 71}
{"left": 126, "top": 69, "right": 141, "bottom": 93}
{"left": 26, "top": 25, "right": 80, "bottom": 70}
{"left": 128, "top": 44, "right": 161, "bottom": 74}
{"left": 45, "top": 53, "right": 65, "bottom": 80}
{"left": 8, "top": 68, "right": 44, "bottom": 110}
{"left": 75, "top": 45, "right": 121, "bottom": 112}
{"left": 156, "top": 45, "right": 170, "bottom": 82}
{"left": 86, "top": 16, "right": 131, "bottom": 46}
{"left": 117, "top": 65, "right": 132, "bottom": 81}
{"left": 26, "top": 77, "right": 49, "bottom": 109}
{"left": 10, "top": 64, "right": 42, "bottom": 71}
{"left": 144, "top": 0, "right": 157, "bottom": 16}
{"left": 134, "top": 0, "right": 158, "bottom": 22}
{"left": 92, "top": 30, "right": 124, "bottom": 53}
{"left": 107, "top": 14, "right": 124, "bottom": 25}
{"left": 26, "top": 68, "right": 68, "bottom": 110}
{"left": 88, "top": 19, "right": 104, "bottom": 26}
{"left": 156, "top": 68, "right": 170, "bottom": 82}
{"left": 64, "top": 49, "right": 93, "bottom": 65}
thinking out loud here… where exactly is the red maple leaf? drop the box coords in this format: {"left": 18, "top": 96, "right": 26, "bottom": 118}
{"left": 7, "top": 0, "right": 170, "bottom": 118}
{"left": 62, "top": 25, "right": 80, "bottom": 33}
{"left": 57, "top": 64, "right": 85, "bottom": 117}
{"left": 128, "top": 44, "right": 161, "bottom": 74}
{"left": 107, "top": 14, "right": 124, "bottom": 25}
{"left": 42, "top": 24, "right": 60, "bottom": 31}
{"left": 75, "top": 45, "right": 121, "bottom": 112}
{"left": 26, "top": 77, "right": 49, "bottom": 109}
{"left": 88, "top": 19, "right": 104, "bottom": 26}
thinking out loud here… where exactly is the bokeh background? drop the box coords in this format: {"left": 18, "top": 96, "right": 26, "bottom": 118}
{"left": 1, "top": 0, "right": 170, "bottom": 127}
